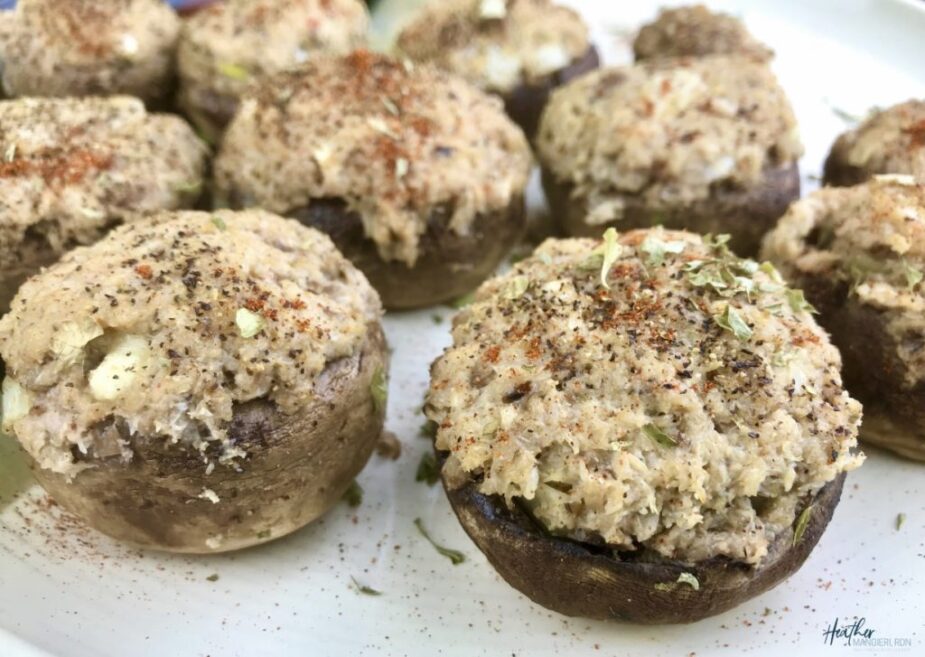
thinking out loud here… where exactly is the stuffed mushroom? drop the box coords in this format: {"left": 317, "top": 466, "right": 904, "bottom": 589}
{"left": 762, "top": 176, "right": 925, "bottom": 461}
{"left": 394, "top": 0, "right": 599, "bottom": 138}
{"left": 0, "top": 0, "right": 180, "bottom": 104}
{"left": 214, "top": 50, "right": 533, "bottom": 309}
{"left": 537, "top": 56, "right": 803, "bottom": 256}
{"left": 426, "top": 229, "right": 863, "bottom": 623}
{"left": 0, "top": 96, "right": 206, "bottom": 313}
{"left": 0, "top": 209, "right": 387, "bottom": 553}
{"left": 823, "top": 100, "right": 925, "bottom": 187}
{"left": 176, "top": 0, "right": 369, "bottom": 142}
{"left": 633, "top": 5, "right": 773, "bottom": 62}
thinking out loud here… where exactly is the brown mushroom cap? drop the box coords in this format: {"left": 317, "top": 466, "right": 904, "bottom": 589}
{"left": 543, "top": 163, "right": 800, "bottom": 257}
{"left": 823, "top": 100, "right": 925, "bottom": 187}
{"left": 176, "top": 0, "right": 369, "bottom": 140}
{"left": 30, "top": 325, "right": 387, "bottom": 553}
{"left": 440, "top": 448, "right": 845, "bottom": 624}
{"left": 394, "top": 0, "right": 598, "bottom": 138}
{"left": 426, "top": 231, "right": 862, "bottom": 620}
{"left": 0, "top": 209, "right": 387, "bottom": 551}
{"left": 633, "top": 5, "right": 773, "bottom": 62}
{"left": 215, "top": 50, "right": 532, "bottom": 308}
{"left": 290, "top": 198, "right": 525, "bottom": 310}
{"left": 761, "top": 176, "right": 925, "bottom": 461}
{"left": 0, "top": 0, "right": 180, "bottom": 103}
{"left": 536, "top": 57, "right": 802, "bottom": 255}
{"left": 0, "top": 96, "right": 207, "bottom": 312}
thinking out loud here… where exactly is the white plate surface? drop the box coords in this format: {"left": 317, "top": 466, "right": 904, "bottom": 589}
{"left": 2, "top": 1, "right": 925, "bottom": 656}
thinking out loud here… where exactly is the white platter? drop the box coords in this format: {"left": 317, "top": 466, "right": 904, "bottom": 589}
{"left": 2, "top": 1, "right": 924, "bottom": 655}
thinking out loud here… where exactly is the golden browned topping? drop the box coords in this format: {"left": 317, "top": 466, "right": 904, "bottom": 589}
{"left": 536, "top": 56, "right": 802, "bottom": 226}
{"left": 177, "top": 0, "right": 368, "bottom": 108}
{"left": 0, "top": 210, "right": 381, "bottom": 477}
{"left": 828, "top": 100, "right": 925, "bottom": 181}
{"left": 214, "top": 51, "right": 533, "bottom": 265}
{"left": 427, "top": 230, "right": 862, "bottom": 565}
{"left": 395, "top": 0, "right": 591, "bottom": 93}
{"left": 0, "top": 0, "right": 180, "bottom": 100}
{"left": 634, "top": 5, "right": 772, "bottom": 61}
{"left": 762, "top": 177, "right": 925, "bottom": 384}
{"left": 0, "top": 96, "right": 207, "bottom": 270}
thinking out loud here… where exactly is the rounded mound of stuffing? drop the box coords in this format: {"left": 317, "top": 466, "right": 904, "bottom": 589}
{"left": 633, "top": 5, "right": 772, "bottom": 61}
{"left": 0, "top": 209, "right": 381, "bottom": 477}
{"left": 824, "top": 100, "right": 925, "bottom": 185}
{"left": 0, "top": 96, "right": 206, "bottom": 271}
{"left": 395, "top": 0, "right": 591, "bottom": 93}
{"left": 0, "top": 0, "right": 180, "bottom": 101}
{"left": 427, "top": 229, "right": 862, "bottom": 565}
{"left": 214, "top": 50, "right": 532, "bottom": 266}
{"left": 536, "top": 56, "right": 802, "bottom": 226}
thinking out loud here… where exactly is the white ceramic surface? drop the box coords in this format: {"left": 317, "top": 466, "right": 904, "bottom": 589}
{"left": 2, "top": 1, "right": 924, "bottom": 656}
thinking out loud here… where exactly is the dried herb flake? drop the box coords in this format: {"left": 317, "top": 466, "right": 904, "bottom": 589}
{"left": 642, "top": 423, "right": 677, "bottom": 448}
{"left": 714, "top": 304, "right": 753, "bottom": 341}
{"left": 370, "top": 366, "right": 387, "bottom": 412}
{"left": 235, "top": 308, "right": 264, "bottom": 338}
{"left": 416, "top": 452, "right": 440, "bottom": 486}
{"left": 793, "top": 505, "right": 813, "bottom": 545}
{"left": 342, "top": 480, "right": 363, "bottom": 508}
{"left": 351, "top": 576, "right": 382, "bottom": 596}
{"left": 414, "top": 518, "right": 465, "bottom": 565}
{"left": 677, "top": 572, "right": 699, "bottom": 590}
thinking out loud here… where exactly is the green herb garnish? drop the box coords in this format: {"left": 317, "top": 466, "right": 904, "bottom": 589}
{"left": 206, "top": 573, "right": 219, "bottom": 582}
{"left": 714, "top": 304, "right": 753, "bottom": 341}
{"left": 414, "top": 518, "right": 465, "bottom": 565}
{"left": 599, "top": 228, "right": 622, "bottom": 289}
{"left": 256, "top": 529, "right": 271, "bottom": 539}
{"left": 640, "top": 234, "right": 686, "bottom": 268}
{"left": 218, "top": 62, "right": 250, "bottom": 81}
{"left": 676, "top": 572, "right": 700, "bottom": 590}
{"left": 786, "top": 289, "right": 817, "bottom": 314}
{"left": 370, "top": 366, "right": 387, "bottom": 412}
{"left": 703, "top": 233, "right": 732, "bottom": 253}
{"left": 902, "top": 259, "right": 923, "bottom": 290}
{"left": 351, "top": 576, "right": 382, "bottom": 596}
{"left": 235, "top": 308, "right": 264, "bottom": 338}
{"left": 449, "top": 292, "right": 475, "bottom": 309}
{"left": 544, "top": 480, "right": 573, "bottom": 493}
{"left": 431, "top": 314, "right": 443, "bottom": 324}
{"left": 415, "top": 452, "right": 440, "bottom": 486}
{"left": 503, "top": 275, "right": 529, "bottom": 300}
{"left": 642, "top": 423, "right": 677, "bottom": 448}
{"left": 896, "top": 513, "right": 906, "bottom": 530}
{"left": 419, "top": 419, "right": 438, "bottom": 440}
{"left": 793, "top": 505, "right": 813, "bottom": 545}
{"left": 211, "top": 215, "right": 227, "bottom": 231}
{"left": 172, "top": 180, "right": 202, "bottom": 195}
{"left": 342, "top": 480, "right": 363, "bottom": 508}
{"left": 831, "top": 106, "right": 861, "bottom": 124}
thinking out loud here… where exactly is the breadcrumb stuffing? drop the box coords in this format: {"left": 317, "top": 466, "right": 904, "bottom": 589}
{"left": 634, "top": 5, "right": 773, "bottom": 61}
{"left": 427, "top": 229, "right": 862, "bottom": 565}
{"left": 0, "top": 0, "right": 180, "bottom": 101}
{"left": 214, "top": 51, "right": 532, "bottom": 266}
{"left": 762, "top": 176, "right": 925, "bottom": 386}
{"left": 177, "top": 0, "right": 368, "bottom": 130}
{"left": 0, "top": 96, "right": 207, "bottom": 270}
{"left": 536, "top": 56, "right": 802, "bottom": 226}
{"left": 0, "top": 210, "right": 381, "bottom": 477}
{"left": 826, "top": 100, "right": 925, "bottom": 183}
{"left": 396, "top": 0, "right": 591, "bottom": 93}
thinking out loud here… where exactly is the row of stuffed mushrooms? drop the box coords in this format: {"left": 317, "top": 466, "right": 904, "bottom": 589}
{"left": 0, "top": 0, "right": 922, "bottom": 627}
